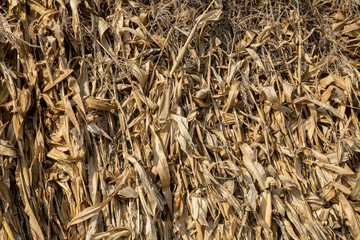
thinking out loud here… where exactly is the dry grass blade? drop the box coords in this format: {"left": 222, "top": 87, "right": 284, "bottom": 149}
{"left": 1, "top": 0, "right": 360, "bottom": 239}
{"left": 67, "top": 169, "right": 129, "bottom": 227}
{"left": 169, "top": 0, "right": 216, "bottom": 77}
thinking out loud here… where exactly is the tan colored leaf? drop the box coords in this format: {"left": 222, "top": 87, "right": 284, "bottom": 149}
{"left": 240, "top": 143, "right": 266, "bottom": 190}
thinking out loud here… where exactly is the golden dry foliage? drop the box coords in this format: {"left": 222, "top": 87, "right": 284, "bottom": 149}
{"left": 1, "top": 0, "right": 360, "bottom": 239}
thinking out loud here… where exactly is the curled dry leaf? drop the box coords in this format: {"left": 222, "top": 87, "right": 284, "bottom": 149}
{"left": 0, "top": 0, "right": 360, "bottom": 239}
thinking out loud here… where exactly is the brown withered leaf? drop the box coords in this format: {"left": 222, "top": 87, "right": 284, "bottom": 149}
{"left": 1, "top": 0, "right": 360, "bottom": 239}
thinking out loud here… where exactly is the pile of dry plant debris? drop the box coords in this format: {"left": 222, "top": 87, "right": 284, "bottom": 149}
{"left": 1, "top": 0, "right": 360, "bottom": 239}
